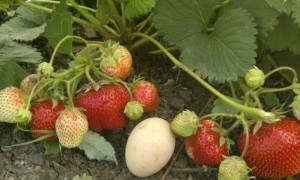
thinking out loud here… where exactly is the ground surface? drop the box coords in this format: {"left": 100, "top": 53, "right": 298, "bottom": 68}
{"left": 1, "top": 52, "right": 300, "bottom": 180}
{"left": 0, "top": 57, "right": 220, "bottom": 180}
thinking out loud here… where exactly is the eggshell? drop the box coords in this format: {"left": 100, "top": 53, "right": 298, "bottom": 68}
{"left": 125, "top": 117, "right": 176, "bottom": 177}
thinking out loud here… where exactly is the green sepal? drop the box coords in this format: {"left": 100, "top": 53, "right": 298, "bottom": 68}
{"left": 16, "top": 108, "right": 32, "bottom": 123}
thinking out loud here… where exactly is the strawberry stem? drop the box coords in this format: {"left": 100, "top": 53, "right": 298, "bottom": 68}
{"left": 4, "top": 134, "right": 54, "bottom": 147}
{"left": 29, "top": 0, "right": 96, "bottom": 13}
{"left": 49, "top": 35, "right": 88, "bottom": 66}
{"left": 16, "top": 0, "right": 95, "bottom": 30}
{"left": 264, "top": 66, "right": 298, "bottom": 84}
{"left": 199, "top": 113, "right": 240, "bottom": 121}
{"left": 131, "top": 33, "right": 268, "bottom": 119}
{"left": 85, "top": 65, "right": 97, "bottom": 85}
{"left": 91, "top": 66, "right": 134, "bottom": 100}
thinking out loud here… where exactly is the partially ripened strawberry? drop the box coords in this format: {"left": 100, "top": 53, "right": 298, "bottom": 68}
{"left": 55, "top": 108, "right": 88, "bottom": 148}
{"left": 20, "top": 74, "right": 39, "bottom": 94}
{"left": 100, "top": 43, "right": 132, "bottom": 80}
{"left": 238, "top": 117, "right": 300, "bottom": 178}
{"left": 75, "top": 84, "right": 130, "bottom": 131}
{"left": 184, "top": 119, "right": 228, "bottom": 165}
{"left": 0, "top": 86, "right": 27, "bottom": 123}
{"left": 132, "top": 80, "right": 159, "bottom": 113}
{"left": 29, "top": 99, "right": 65, "bottom": 140}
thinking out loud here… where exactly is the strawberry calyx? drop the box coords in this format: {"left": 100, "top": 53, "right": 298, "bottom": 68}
{"left": 99, "top": 40, "right": 122, "bottom": 70}
{"left": 16, "top": 108, "right": 32, "bottom": 123}
{"left": 124, "top": 101, "right": 144, "bottom": 121}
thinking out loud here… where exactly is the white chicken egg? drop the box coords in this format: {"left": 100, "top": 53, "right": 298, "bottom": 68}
{"left": 125, "top": 117, "right": 176, "bottom": 177}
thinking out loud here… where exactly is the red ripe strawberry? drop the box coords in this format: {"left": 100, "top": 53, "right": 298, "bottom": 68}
{"left": 74, "top": 84, "right": 130, "bottom": 131}
{"left": 185, "top": 119, "right": 228, "bottom": 165}
{"left": 0, "top": 86, "right": 27, "bottom": 123}
{"left": 29, "top": 99, "right": 65, "bottom": 140}
{"left": 132, "top": 80, "right": 159, "bottom": 113}
{"left": 100, "top": 45, "right": 132, "bottom": 80}
{"left": 237, "top": 117, "right": 300, "bottom": 178}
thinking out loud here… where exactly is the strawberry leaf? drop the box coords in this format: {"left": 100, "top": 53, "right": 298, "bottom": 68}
{"left": 0, "top": 35, "right": 43, "bottom": 63}
{"left": 212, "top": 97, "right": 243, "bottom": 115}
{"left": 264, "top": 0, "right": 295, "bottom": 14}
{"left": 44, "top": 140, "right": 61, "bottom": 155}
{"left": 45, "top": 0, "right": 73, "bottom": 55}
{"left": 292, "top": 2, "right": 300, "bottom": 27}
{"left": 0, "top": 61, "right": 28, "bottom": 89}
{"left": 265, "top": 15, "right": 300, "bottom": 55}
{"left": 0, "top": 6, "right": 47, "bottom": 42}
{"left": 0, "top": 0, "right": 14, "bottom": 11}
{"left": 96, "top": 0, "right": 110, "bottom": 24}
{"left": 230, "top": 0, "right": 280, "bottom": 41}
{"left": 79, "top": 130, "right": 118, "bottom": 165}
{"left": 125, "top": 0, "right": 155, "bottom": 19}
{"left": 154, "top": 0, "right": 257, "bottom": 82}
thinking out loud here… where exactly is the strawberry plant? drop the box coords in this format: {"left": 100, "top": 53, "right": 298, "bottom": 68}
{"left": 1, "top": 0, "right": 300, "bottom": 179}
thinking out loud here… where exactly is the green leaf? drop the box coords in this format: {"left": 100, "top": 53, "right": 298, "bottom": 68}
{"left": 211, "top": 96, "right": 243, "bottom": 115}
{"left": 125, "top": 0, "right": 156, "bottom": 19}
{"left": 0, "top": 61, "right": 28, "bottom": 89}
{"left": 0, "top": 6, "right": 47, "bottom": 41}
{"left": 154, "top": 1, "right": 257, "bottom": 82}
{"left": 78, "top": 130, "right": 118, "bottom": 165}
{"left": 44, "top": 140, "right": 61, "bottom": 155}
{"left": 272, "top": 51, "right": 300, "bottom": 82}
{"left": 292, "top": 2, "right": 300, "bottom": 27}
{"left": 72, "top": 173, "right": 93, "bottom": 180}
{"left": 96, "top": 0, "right": 110, "bottom": 24}
{"left": 0, "top": 35, "right": 43, "bottom": 63}
{"left": 45, "top": 0, "right": 73, "bottom": 55}
{"left": 265, "top": 15, "right": 300, "bottom": 55}
{"left": 263, "top": 93, "right": 280, "bottom": 108}
{"left": 0, "top": 0, "right": 14, "bottom": 11}
{"left": 264, "top": 0, "right": 295, "bottom": 14}
{"left": 154, "top": 0, "right": 219, "bottom": 45}
{"left": 230, "top": 0, "right": 280, "bottom": 40}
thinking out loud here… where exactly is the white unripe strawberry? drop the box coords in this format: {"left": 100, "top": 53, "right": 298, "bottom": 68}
{"left": 55, "top": 108, "right": 88, "bottom": 148}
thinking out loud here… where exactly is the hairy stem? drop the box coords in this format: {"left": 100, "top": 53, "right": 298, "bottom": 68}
{"left": 131, "top": 33, "right": 265, "bottom": 117}
{"left": 49, "top": 35, "right": 88, "bottom": 66}
{"left": 68, "top": 0, "right": 111, "bottom": 37}
{"left": 16, "top": 0, "right": 94, "bottom": 28}
{"left": 29, "top": 0, "right": 96, "bottom": 13}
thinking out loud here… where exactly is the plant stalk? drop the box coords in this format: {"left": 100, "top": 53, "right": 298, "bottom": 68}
{"left": 131, "top": 33, "right": 266, "bottom": 117}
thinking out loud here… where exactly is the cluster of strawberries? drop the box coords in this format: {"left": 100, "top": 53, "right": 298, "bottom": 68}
{"left": 0, "top": 41, "right": 159, "bottom": 149}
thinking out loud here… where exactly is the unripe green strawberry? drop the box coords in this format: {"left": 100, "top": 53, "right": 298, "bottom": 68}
{"left": 245, "top": 66, "right": 265, "bottom": 89}
{"left": 55, "top": 108, "right": 88, "bottom": 148}
{"left": 124, "top": 101, "right": 144, "bottom": 121}
{"left": 290, "top": 95, "right": 300, "bottom": 120}
{"left": 36, "top": 62, "right": 54, "bottom": 78}
{"left": 170, "top": 110, "right": 199, "bottom": 137}
{"left": 0, "top": 86, "right": 28, "bottom": 123}
{"left": 218, "top": 156, "right": 250, "bottom": 180}
{"left": 20, "top": 74, "right": 39, "bottom": 94}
